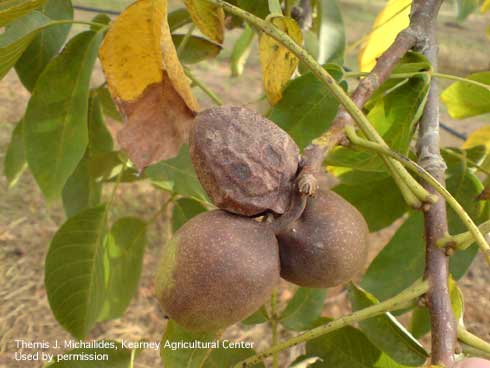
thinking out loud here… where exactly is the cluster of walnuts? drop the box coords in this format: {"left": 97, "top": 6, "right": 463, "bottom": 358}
{"left": 155, "top": 106, "right": 369, "bottom": 332}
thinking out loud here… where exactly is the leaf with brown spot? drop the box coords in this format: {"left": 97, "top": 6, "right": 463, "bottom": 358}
{"left": 183, "top": 0, "right": 225, "bottom": 44}
{"left": 259, "top": 16, "right": 302, "bottom": 105}
{"left": 99, "top": 0, "right": 199, "bottom": 170}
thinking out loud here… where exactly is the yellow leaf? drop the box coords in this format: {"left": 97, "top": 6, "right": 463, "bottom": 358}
{"left": 99, "top": 0, "right": 199, "bottom": 170}
{"left": 259, "top": 16, "right": 303, "bottom": 105}
{"left": 481, "top": 0, "right": 490, "bottom": 13}
{"left": 183, "top": 0, "right": 224, "bottom": 44}
{"left": 462, "top": 125, "right": 490, "bottom": 152}
{"left": 359, "top": 0, "right": 411, "bottom": 72}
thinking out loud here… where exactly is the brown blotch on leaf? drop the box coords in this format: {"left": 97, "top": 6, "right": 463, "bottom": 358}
{"left": 117, "top": 72, "right": 196, "bottom": 171}
{"left": 189, "top": 106, "right": 300, "bottom": 216}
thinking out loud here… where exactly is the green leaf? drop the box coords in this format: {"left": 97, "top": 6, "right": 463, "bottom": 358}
{"left": 87, "top": 93, "right": 114, "bottom": 154}
{"left": 172, "top": 198, "right": 207, "bottom": 232}
{"left": 361, "top": 212, "right": 425, "bottom": 301}
{"left": 280, "top": 288, "right": 327, "bottom": 331}
{"left": 98, "top": 217, "right": 147, "bottom": 321}
{"left": 441, "top": 72, "right": 490, "bottom": 119}
{"left": 0, "top": 0, "right": 46, "bottom": 27}
{"left": 145, "top": 145, "right": 209, "bottom": 203}
{"left": 306, "top": 325, "right": 411, "bottom": 368}
{"left": 237, "top": 0, "right": 269, "bottom": 19}
{"left": 173, "top": 34, "right": 222, "bottom": 64}
{"left": 409, "top": 306, "right": 430, "bottom": 339}
{"left": 4, "top": 119, "right": 26, "bottom": 188}
{"left": 90, "top": 13, "right": 111, "bottom": 30}
{"left": 168, "top": 7, "right": 192, "bottom": 32}
{"left": 315, "top": 0, "right": 345, "bottom": 65}
{"left": 241, "top": 306, "right": 268, "bottom": 325}
{"left": 62, "top": 95, "right": 113, "bottom": 217}
{"left": 95, "top": 85, "right": 122, "bottom": 122}
{"left": 46, "top": 341, "right": 133, "bottom": 367}
{"left": 161, "top": 320, "right": 218, "bottom": 368}
{"left": 88, "top": 151, "right": 125, "bottom": 181}
{"left": 15, "top": 0, "right": 73, "bottom": 91}
{"left": 348, "top": 283, "right": 428, "bottom": 366}
{"left": 204, "top": 346, "right": 265, "bottom": 368}
{"left": 269, "top": 66, "right": 344, "bottom": 149}
{"left": 327, "top": 75, "right": 430, "bottom": 171}
{"left": 45, "top": 206, "right": 107, "bottom": 339}
{"left": 62, "top": 155, "right": 102, "bottom": 218}
{"left": 0, "top": 11, "right": 52, "bottom": 81}
{"left": 24, "top": 30, "right": 104, "bottom": 200}
{"left": 231, "top": 24, "right": 254, "bottom": 77}
{"left": 334, "top": 172, "right": 407, "bottom": 231}
{"left": 455, "top": 0, "right": 479, "bottom": 21}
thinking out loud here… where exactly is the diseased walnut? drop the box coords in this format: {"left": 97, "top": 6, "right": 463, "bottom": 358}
{"left": 190, "top": 106, "right": 300, "bottom": 216}
{"left": 155, "top": 210, "right": 280, "bottom": 331}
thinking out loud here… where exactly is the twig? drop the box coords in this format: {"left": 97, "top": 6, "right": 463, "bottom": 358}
{"left": 233, "top": 280, "right": 429, "bottom": 367}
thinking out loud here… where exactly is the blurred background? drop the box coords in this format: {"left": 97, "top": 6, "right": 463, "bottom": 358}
{"left": 1, "top": 0, "right": 489, "bottom": 367}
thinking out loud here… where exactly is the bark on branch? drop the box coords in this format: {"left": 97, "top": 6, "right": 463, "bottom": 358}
{"left": 414, "top": 1, "right": 456, "bottom": 365}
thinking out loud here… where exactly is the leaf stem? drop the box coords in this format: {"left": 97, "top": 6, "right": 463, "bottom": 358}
{"left": 344, "top": 71, "right": 490, "bottom": 92}
{"left": 148, "top": 194, "right": 177, "bottom": 224}
{"left": 458, "top": 324, "right": 490, "bottom": 355}
{"left": 346, "top": 126, "right": 490, "bottom": 266}
{"left": 444, "top": 149, "right": 490, "bottom": 176}
{"left": 234, "top": 280, "right": 429, "bottom": 367}
{"left": 177, "top": 24, "right": 196, "bottom": 57}
{"left": 270, "top": 289, "right": 279, "bottom": 368}
{"left": 105, "top": 160, "right": 128, "bottom": 223}
{"left": 184, "top": 67, "right": 223, "bottom": 105}
{"left": 432, "top": 72, "right": 490, "bottom": 91}
{"left": 437, "top": 220, "right": 490, "bottom": 250}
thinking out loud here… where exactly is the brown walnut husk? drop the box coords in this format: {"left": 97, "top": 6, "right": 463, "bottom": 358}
{"left": 277, "top": 188, "right": 369, "bottom": 288}
{"left": 189, "top": 106, "right": 300, "bottom": 216}
{"left": 155, "top": 210, "right": 280, "bottom": 332}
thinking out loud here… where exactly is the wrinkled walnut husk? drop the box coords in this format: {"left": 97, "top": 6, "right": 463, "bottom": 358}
{"left": 190, "top": 106, "right": 300, "bottom": 216}
{"left": 155, "top": 210, "right": 280, "bottom": 332}
{"left": 277, "top": 189, "right": 369, "bottom": 288}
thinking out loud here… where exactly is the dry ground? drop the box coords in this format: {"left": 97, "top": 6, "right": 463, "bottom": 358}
{"left": 1, "top": 1, "right": 489, "bottom": 367}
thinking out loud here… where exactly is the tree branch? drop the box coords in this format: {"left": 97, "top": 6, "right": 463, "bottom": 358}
{"left": 298, "top": 0, "right": 445, "bottom": 182}
{"left": 411, "top": 1, "right": 456, "bottom": 365}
